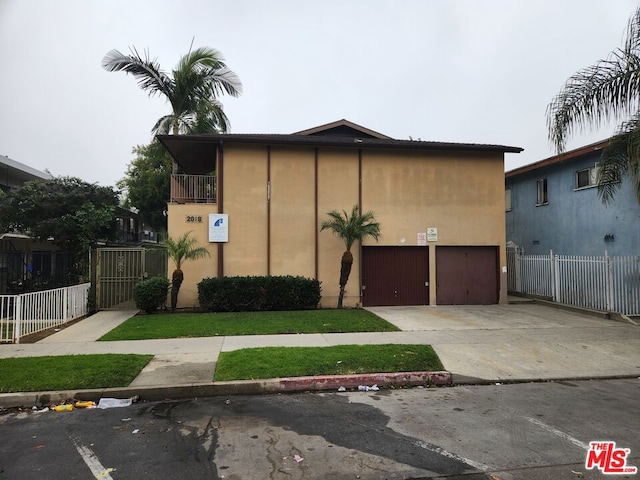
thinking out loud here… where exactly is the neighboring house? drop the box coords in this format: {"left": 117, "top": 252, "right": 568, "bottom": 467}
{"left": 505, "top": 140, "right": 640, "bottom": 257}
{"left": 0, "top": 155, "right": 59, "bottom": 293}
{"left": 113, "top": 207, "right": 160, "bottom": 246}
{"left": 159, "top": 119, "right": 522, "bottom": 308}
{"left": 1, "top": 155, "right": 159, "bottom": 297}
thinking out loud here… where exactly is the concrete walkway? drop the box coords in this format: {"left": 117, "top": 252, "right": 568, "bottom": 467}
{"left": 1, "top": 302, "right": 639, "bottom": 407}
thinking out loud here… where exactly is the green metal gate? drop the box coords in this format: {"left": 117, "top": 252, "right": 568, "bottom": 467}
{"left": 96, "top": 248, "right": 167, "bottom": 309}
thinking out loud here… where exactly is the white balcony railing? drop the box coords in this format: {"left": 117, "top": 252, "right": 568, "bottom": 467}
{"left": 171, "top": 174, "right": 216, "bottom": 203}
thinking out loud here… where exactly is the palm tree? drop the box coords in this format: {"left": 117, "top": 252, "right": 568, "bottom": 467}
{"left": 164, "top": 231, "right": 210, "bottom": 312}
{"left": 320, "top": 205, "right": 381, "bottom": 308}
{"left": 102, "top": 44, "right": 242, "bottom": 137}
{"left": 547, "top": 6, "right": 640, "bottom": 204}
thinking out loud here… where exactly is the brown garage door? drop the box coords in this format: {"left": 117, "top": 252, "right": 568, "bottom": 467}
{"left": 362, "top": 246, "right": 429, "bottom": 307}
{"left": 436, "top": 246, "right": 498, "bottom": 305}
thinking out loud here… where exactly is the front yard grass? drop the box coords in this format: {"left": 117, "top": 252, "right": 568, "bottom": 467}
{"left": 0, "top": 354, "right": 153, "bottom": 393}
{"left": 214, "top": 344, "right": 444, "bottom": 381}
{"left": 98, "top": 309, "right": 399, "bottom": 341}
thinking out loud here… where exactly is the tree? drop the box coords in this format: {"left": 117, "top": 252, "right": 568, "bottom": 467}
{"left": 102, "top": 44, "right": 242, "bottom": 137}
{"left": 0, "top": 177, "right": 118, "bottom": 283}
{"left": 320, "top": 205, "right": 381, "bottom": 309}
{"left": 164, "top": 231, "right": 210, "bottom": 312}
{"left": 547, "top": 6, "right": 640, "bottom": 204}
{"left": 118, "top": 141, "right": 172, "bottom": 234}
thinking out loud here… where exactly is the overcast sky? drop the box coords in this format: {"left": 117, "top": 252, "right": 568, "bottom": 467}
{"left": 1, "top": 0, "right": 638, "bottom": 188}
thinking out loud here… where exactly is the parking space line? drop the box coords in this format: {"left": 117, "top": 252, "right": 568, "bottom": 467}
{"left": 70, "top": 435, "right": 114, "bottom": 480}
{"left": 524, "top": 417, "right": 589, "bottom": 450}
{"left": 414, "top": 439, "right": 491, "bottom": 471}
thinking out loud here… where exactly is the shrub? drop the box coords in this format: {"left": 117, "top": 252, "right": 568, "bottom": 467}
{"left": 134, "top": 277, "right": 170, "bottom": 314}
{"left": 198, "top": 275, "right": 321, "bottom": 312}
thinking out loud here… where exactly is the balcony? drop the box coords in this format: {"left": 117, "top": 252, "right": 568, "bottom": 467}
{"left": 171, "top": 174, "right": 216, "bottom": 203}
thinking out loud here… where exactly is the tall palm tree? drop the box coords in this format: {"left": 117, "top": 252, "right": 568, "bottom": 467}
{"left": 320, "top": 205, "right": 381, "bottom": 308}
{"left": 102, "top": 45, "right": 242, "bottom": 137}
{"left": 164, "top": 231, "right": 210, "bottom": 312}
{"left": 547, "top": 6, "right": 640, "bottom": 204}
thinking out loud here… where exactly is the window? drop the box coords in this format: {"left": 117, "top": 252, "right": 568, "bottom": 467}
{"left": 505, "top": 188, "right": 512, "bottom": 211}
{"left": 536, "top": 178, "right": 548, "bottom": 205}
{"left": 576, "top": 163, "right": 599, "bottom": 189}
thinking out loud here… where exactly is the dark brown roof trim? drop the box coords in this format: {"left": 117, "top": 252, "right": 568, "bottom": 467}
{"left": 158, "top": 133, "right": 523, "bottom": 154}
{"left": 506, "top": 139, "right": 608, "bottom": 178}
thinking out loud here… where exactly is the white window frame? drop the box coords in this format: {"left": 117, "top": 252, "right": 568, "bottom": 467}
{"left": 505, "top": 188, "right": 512, "bottom": 212}
{"left": 575, "top": 163, "right": 599, "bottom": 190}
{"left": 536, "top": 178, "right": 548, "bottom": 206}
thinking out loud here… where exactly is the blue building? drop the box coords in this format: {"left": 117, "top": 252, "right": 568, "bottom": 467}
{"left": 505, "top": 140, "right": 640, "bottom": 257}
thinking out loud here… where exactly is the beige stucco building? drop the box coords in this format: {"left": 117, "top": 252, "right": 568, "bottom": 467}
{"left": 159, "top": 120, "right": 522, "bottom": 309}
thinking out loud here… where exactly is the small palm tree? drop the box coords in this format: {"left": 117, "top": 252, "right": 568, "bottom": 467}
{"left": 164, "top": 231, "right": 210, "bottom": 312}
{"left": 547, "top": 6, "right": 640, "bottom": 204}
{"left": 320, "top": 205, "right": 381, "bottom": 308}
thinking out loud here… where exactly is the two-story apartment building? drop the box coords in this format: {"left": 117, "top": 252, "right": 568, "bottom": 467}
{"left": 505, "top": 140, "right": 640, "bottom": 257}
{"left": 159, "top": 119, "right": 522, "bottom": 308}
{"left": 0, "top": 155, "right": 57, "bottom": 293}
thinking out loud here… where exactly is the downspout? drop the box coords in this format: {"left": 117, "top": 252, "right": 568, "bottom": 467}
{"left": 217, "top": 141, "right": 224, "bottom": 278}
{"left": 314, "top": 147, "right": 319, "bottom": 280}
{"left": 267, "top": 146, "right": 271, "bottom": 275}
{"left": 358, "top": 149, "right": 363, "bottom": 306}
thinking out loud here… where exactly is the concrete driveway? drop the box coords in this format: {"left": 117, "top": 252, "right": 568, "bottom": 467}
{"left": 366, "top": 303, "right": 640, "bottom": 383}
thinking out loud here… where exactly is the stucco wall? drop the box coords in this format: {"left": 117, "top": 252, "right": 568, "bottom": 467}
{"left": 168, "top": 144, "right": 508, "bottom": 308}
{"left": 361, "top": 149, "right": 507, "bottom": 305}
{"left": 166, "top": 203, "right": 218, "bottom": 309}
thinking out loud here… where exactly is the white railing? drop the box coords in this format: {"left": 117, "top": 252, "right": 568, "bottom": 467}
{"left": 0, "top": 283, "right": 90, "bottom": 343}
{"left": 170, "top": 174, "right": 216, "bottom": 203}
{"left": 507, "top": 249, "right": 640, "bottom": 316}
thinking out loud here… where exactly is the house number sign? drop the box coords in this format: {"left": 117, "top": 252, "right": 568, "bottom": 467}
{"left": 186, "top": 215, "right": 203, "bottom": 223}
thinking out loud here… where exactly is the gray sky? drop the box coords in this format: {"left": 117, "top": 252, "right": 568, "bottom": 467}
{"left": 0, "top": 0, "right": 638, "bottom": 188}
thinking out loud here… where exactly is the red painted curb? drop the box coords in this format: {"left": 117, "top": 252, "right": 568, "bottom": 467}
{"left": 278, "top": 371, "right": 452, "bottom": 391}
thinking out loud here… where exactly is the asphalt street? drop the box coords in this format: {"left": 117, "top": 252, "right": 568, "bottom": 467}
{"left": 1, "top": 378, "right": 638, "bottom": 479}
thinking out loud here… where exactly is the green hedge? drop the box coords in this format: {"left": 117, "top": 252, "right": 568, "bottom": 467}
{"left": 198, "top": 275, "right": 321, "bottom": 312}
{"left": 134, "top": 277, "right": 170, "bottom": 314}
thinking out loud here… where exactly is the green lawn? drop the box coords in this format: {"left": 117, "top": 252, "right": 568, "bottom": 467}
{"left": 214, "top": 344, "right": 444, "bottom": 381}
{"left": 98, "top": 309, "right": 399, "bottom": 341}
{"left": 0, "top": 354, "right": 153, "bottom": 393}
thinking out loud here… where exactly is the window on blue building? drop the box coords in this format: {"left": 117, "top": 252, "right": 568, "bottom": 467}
{"left": 576, "top": 164, "right": 599, "bottom": 189}
{"left": 536, "top": 178, "right": 548, "bottom": 205}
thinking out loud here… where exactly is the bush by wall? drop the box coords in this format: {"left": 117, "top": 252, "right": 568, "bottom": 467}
{"left": 134, "top": 277, "right": 170, "bottom": 314}
{"left": 198, "top": 275, "right": 321, "bottom": 312}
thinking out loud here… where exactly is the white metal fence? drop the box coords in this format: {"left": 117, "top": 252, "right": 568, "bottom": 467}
{"left": 507, "top": 248, "right": 640, "bottom": 315}
{"left": 0, "top": 283, "right": 90, "bottom": 343}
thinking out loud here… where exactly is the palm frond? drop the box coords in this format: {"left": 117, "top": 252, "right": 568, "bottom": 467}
{"left": 547, "top": 6, "right": 640, "bottom": 153}
{"left": 176, "top": 47, "right": 226, "bottom": 73}
{"left": 202, "top": 66, "right": 243, "bottom": 97}
{"left": 320, "top": 204, "right": 381, "bottom": 251}
{"left": 163, "top": 231, "right": 210, "bottom": 270}
{"left": 152, "top": 115, "right": 174, "bottom": 135}
{"left": 102, "top": 48, "right": 173, "bottom": 98}
{"left": 598, "top": 114, "right": 640, "bottom": 204}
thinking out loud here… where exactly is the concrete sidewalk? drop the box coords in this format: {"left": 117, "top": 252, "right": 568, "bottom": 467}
{"left": 1, "top": 303, "right": 639, "bottom": 407}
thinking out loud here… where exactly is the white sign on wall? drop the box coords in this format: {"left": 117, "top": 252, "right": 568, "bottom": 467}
{"left": 417, "top": 232, "right": 427, "bottom": 246}
{"left": 209, "top": 214, "right": 229, "bottom": 242}
{"left": 427, "top": 227, "right": 438, "bottom": 242}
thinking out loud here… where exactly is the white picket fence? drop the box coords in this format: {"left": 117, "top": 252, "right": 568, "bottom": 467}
{"left": 0, "top": 283, "right": 90, "bottom": 343}
{"left": 507, "top": 249, "right": 640, "bottom": 315}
